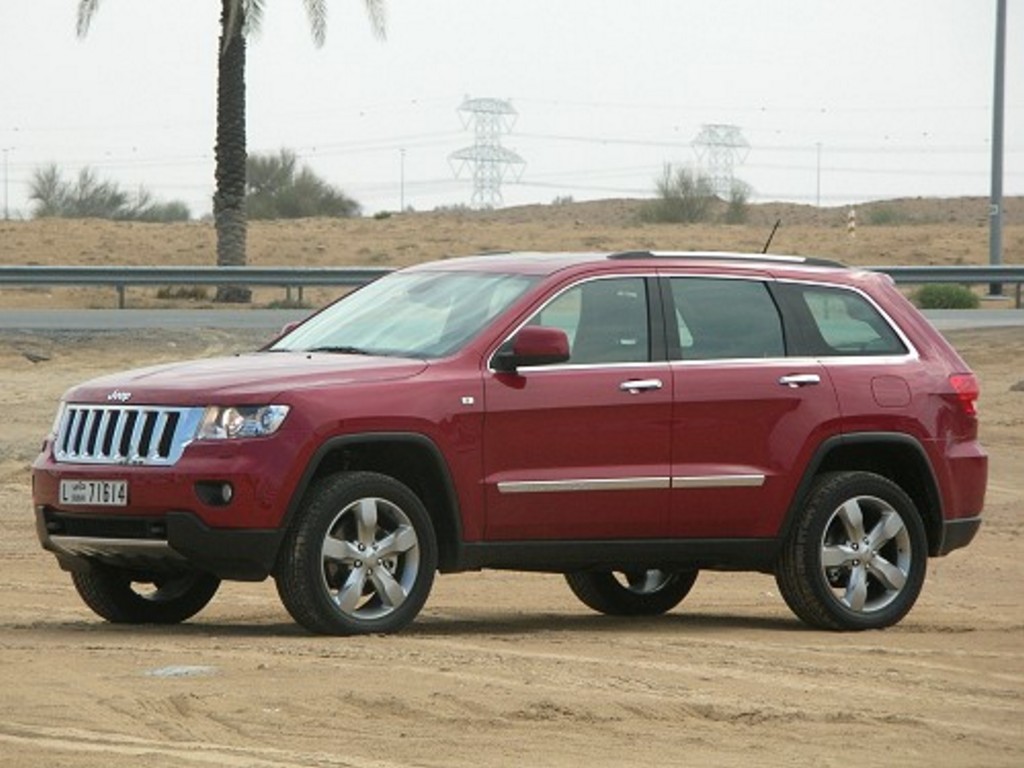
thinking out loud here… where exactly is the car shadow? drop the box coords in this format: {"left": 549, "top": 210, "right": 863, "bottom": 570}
{"left": 13, "top": 610, "right": 804, "bottom": 639}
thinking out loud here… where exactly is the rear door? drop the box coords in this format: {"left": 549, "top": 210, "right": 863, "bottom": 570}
{"left": 665, "top": 275, "right": 841, "bottom": 538}
{"left": 482, "top": 275, "right": 674, "bottom": 540}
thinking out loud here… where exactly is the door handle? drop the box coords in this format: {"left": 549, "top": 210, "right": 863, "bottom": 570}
{"left": 779, "top": 373, "right": 821, "bottom": 388}
{"left": 620, "top": 378, "right": 664, "bottom": 394}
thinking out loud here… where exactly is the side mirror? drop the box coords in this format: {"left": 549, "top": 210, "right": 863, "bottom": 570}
{"left": 493, "top": 326, "right": 571, "bottom": 372}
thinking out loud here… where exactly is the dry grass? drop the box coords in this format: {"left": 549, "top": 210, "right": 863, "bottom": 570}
{"left": 1, "top": 196, "right": 1021, "bottom": 309}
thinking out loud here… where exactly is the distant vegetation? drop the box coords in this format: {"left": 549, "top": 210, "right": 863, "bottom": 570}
{"left": 724, "top": 181, "right": 751, "bottom": 224}
{"left": 246, "top": 149, "right": 361, "bottom": 220}
{"left": 913, "top": 284, "right": 980, "bottom": 310}
{"left": 641, "top": 165, "right": 750, "bottom": 225}
{"left": 29, "top": 164, "right": 191, "bottom": 222}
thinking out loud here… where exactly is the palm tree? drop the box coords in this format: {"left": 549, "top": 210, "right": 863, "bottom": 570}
{"left": 76, "top": 0, "right": 386, "bottom": 302}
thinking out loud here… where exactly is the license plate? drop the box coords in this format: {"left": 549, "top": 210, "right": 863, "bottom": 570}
{"left": 59, "top": 479, "right": 128, "bottom": 507}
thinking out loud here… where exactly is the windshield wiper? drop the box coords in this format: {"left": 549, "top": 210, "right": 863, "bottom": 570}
{"left": 306, "top": 345, "right": 378, "bottom": 356}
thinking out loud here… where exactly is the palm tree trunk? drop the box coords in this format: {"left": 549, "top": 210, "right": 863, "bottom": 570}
{"left": 213, "top": 0, "right": 251, "bottom": 303}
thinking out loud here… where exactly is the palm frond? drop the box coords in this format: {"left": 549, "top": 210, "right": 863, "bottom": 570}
{"left": 303, "top": 0, "right": 327, "bottom": 47}
{"left": 76, "top": 0, "right": 101, "bottom": 38}
{"left": 364, "top": 0, "right": 387, "bottom": 41}
{"left": 243, "top": 0, "right": 266, "bottom": 36}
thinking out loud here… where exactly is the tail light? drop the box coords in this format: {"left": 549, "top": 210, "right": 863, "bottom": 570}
{"left": 949, "top": 373, "right": 980, "bottom": 416}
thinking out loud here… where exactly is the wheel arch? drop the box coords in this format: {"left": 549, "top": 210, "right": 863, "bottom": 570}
{"left": 781, "top": 433, "right": 944, "bottom": 556}
{"left": 282, "top": 433, "right": 464, "bottom": 572}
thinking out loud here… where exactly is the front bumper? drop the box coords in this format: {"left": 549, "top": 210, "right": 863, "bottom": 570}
{"left": 31, "top": 431, "right": 312, "bottom": 580}
{"left": 36, "top": 506, "right": 282, "bottom": 580}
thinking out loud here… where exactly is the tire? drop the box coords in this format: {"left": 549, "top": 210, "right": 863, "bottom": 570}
{"left": 70, "top": 566, "right": 219, "bottom": 624}
{"left": 565, "top": 569, "right": 698, "bottom": 616}
{"left": 775, "top": 471, "right": 928, "bottom": 631}
{"left": 275, "top": 471, "right": 438, "bottom": 635}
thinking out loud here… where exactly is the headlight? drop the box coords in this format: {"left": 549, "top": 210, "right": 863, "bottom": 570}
{"left": 196, "top": 405, "right": 290, "bottom": 440}
{"left": 50, "top": 402, "right": 67, "bottom": 438}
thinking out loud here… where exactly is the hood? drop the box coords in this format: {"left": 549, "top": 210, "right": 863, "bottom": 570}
{"left": 64, "top": 352, "right": 429, "bottom": 405}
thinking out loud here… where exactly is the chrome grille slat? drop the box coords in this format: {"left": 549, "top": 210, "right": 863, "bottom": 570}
{"left": 54, "top": 405, "right": 204, "bottom": 466}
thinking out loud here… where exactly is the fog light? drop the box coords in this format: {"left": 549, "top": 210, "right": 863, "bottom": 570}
{"left": 195, "top": 481, "right": 235, "bottom": 507}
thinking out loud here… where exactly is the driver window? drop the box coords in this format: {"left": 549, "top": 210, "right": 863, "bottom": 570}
{"left": 528, "top": 277, "right": 649, "bottom": 364}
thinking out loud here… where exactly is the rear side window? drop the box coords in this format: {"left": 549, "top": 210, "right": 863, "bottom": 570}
{"left": 669, "top": 278, "right": 784, "bottom": 360}
{"left": 781, "top": 284, "right": 907, "bottom": 357}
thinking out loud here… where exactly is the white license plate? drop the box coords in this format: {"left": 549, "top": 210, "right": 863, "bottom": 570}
{"left": 59, "top": 479, "right": 128, "bottom": 507}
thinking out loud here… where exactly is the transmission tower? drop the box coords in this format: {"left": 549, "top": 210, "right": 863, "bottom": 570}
{"left": 449, "top": 97, "right": 525, "bottom": 209}
{"left": 692, "top": 124, "right": 749, "bottom": 197}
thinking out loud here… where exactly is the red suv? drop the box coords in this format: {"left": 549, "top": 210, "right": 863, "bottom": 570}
{"left": 32, "top": 251, "right": 987, "bottom": 634}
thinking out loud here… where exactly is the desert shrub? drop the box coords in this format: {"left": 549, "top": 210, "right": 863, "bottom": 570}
{"left": 29, "top": 165, "right": 191, "bottom": 221}
{"left": 156, "top": 286, "right": 210, "bottom": 301}
{"left": 266, "top": 297, "right": 312, "bottom": 310}
{"left": 913, "top": 284, "right": 980, "bottom": 309}
{"left": 247, "top": 149, "right": 360, "bottom": 219}
{"left": 134, "top": 200, "right": 191, "bottom": 222}
{"left": 641, "top": 165, "right": 716, "bottom": 224}
{"left": 724, "top": 180, "right": 751, "bottom": 224}
{"left": 866, "top": 205, "right": 909, "bottom": 226}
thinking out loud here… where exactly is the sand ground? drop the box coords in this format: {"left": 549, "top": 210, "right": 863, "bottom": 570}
{"left": 0, "top": 322, "right": 1020, "bottom": 767}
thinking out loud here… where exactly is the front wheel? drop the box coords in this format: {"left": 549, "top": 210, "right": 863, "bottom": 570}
{"left": 275, "top": 472, "right": 438, "bottom": 635}
{"left": 71, "top": 566, "right": 219, "bottom": 624}
{"left": 775, "top": 471, "right": 928, "bottom": 631}
{"left": 565, "top": 569, "right": 698, "bottom": 616}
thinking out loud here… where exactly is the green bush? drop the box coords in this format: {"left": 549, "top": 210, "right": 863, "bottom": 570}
{"left": 247, "top": 149, "right": 360, "bottom": 219}
{"left": 641, "top": 165, "right": 716, "bottom": 224}
{"left": 724, "top": 180, "right": 751, "bottom": 224}
{"left": 913, "top": 284, "right": 980, "bottom": 309}
{"left": 29, "top": 164, "right": 190, "bottom": 221}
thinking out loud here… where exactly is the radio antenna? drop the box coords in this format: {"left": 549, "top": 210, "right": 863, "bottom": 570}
{"left": 762, "top": 218, "right": 781, "bottom": 253}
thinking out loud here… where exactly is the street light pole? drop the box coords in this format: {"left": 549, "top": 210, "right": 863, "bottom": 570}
{"left": 2, "top": 148, "right": 9, "bottom": 220}
{"left": 815, "top": 142, "right": 822, "bottom": 207}
{"left": 400, "top": 148, "right": 406, "bottom": 212}
{"left": 988, "top": 0, "right": 1006, "bottom": 297}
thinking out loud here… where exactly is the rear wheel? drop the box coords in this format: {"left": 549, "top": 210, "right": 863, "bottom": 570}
{"left": 275, "top": 472, "right": 438, "bottom": 635}
{"left": 71, "top": 566, "right": 219, "bottom": 624}
{"left": 565, "top": 569, "right": 698, "bottom": 616}
{"left": 775, "top": 471, "right": 927, "bottom": 631}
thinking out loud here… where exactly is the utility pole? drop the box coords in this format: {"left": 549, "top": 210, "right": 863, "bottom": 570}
{"left": 400, "top": 148, "right": 406, "bottom": 211}
{"left": 989, "top": 0, "right": 1006, "bottom": 297}
{"left": 815, "top": 142, "right": 822, "bottom": 207}
{"left": 2, "top": 148, "right": 9, "bottom": 220}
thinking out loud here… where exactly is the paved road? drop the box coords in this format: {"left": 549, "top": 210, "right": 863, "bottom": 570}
{"left": 0, "top": 308, "right": 1022, "bottom": 332}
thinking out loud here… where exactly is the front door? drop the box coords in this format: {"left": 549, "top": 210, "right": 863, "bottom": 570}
{"left": 483, "top": 275, "right": 673, "bottom": 540}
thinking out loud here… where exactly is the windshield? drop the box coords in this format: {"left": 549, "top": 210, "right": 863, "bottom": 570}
{"left": 270, "top": 270, "right": 537, "bottom": 359}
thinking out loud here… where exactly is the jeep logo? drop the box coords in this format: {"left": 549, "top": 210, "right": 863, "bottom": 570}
{"left": 106, "top": 390, "right": 132, "bottom": 403}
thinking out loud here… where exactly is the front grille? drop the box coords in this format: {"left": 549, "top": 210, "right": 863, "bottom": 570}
{"left": 55, "top": 405, "right": 204, "bottom": 466}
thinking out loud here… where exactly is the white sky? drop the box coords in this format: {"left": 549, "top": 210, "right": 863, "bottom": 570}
{"left": 1, "top": 0, "right": 1021, "bottom": 217}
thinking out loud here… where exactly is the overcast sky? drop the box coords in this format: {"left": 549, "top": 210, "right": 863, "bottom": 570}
{"left": 1, "top": 0, "right": 1021, "bottom": 218}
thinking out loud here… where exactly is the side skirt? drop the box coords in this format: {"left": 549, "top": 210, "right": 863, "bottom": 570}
{"left": 456, "top": 538, "right": 780, "bottom": 574}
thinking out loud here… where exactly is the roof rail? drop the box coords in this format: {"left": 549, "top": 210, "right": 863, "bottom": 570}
{"left": 608, "top": 250, "right": 846, "bottom": 269}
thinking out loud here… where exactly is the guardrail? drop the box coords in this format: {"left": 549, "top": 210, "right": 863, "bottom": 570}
{"left": 0, "top": 265, "right": 391, "bottom": 308}
{"left": 0, "top": 264, "right": 1022, "bottom": 308}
